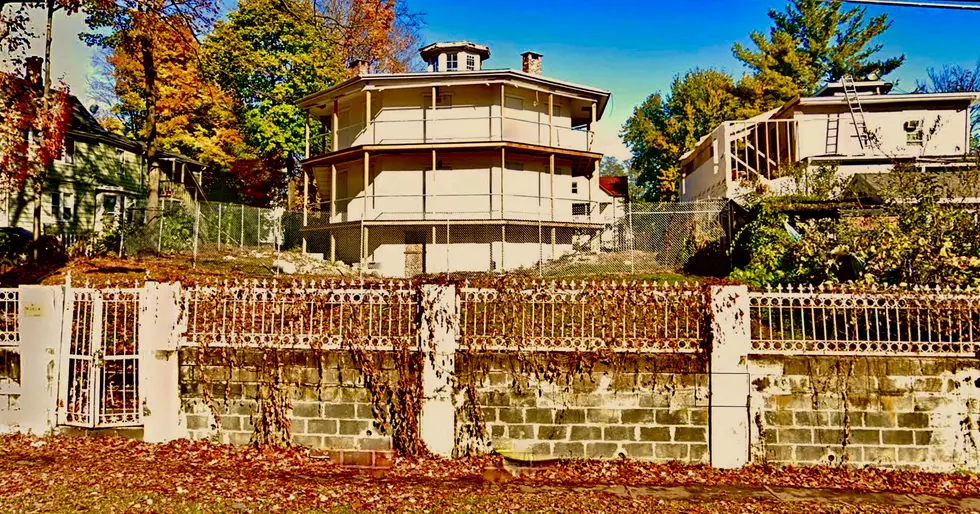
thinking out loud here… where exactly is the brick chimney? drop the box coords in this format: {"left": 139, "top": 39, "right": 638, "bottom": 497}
{"left": 348, "top": 59, "right": 371, "bottom": 76}
{"left": 521, "top": 51, "right": 542, "bottom": 75}
{"left": 24, "top": 56, "right": 43, "bottom": 89}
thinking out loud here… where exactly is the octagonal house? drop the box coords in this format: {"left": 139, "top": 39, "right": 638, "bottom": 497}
{"left": 298, "top": 42, "right": 612, "bottom": 277}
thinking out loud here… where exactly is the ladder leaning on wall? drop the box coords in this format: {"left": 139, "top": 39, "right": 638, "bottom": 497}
{"left": 840, "top": 75, "right": 869, "bottom": 150}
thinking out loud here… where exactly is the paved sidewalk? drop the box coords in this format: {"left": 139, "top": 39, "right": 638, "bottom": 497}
{"left": 512, "top": 483, "right": 980, "bottom": 510}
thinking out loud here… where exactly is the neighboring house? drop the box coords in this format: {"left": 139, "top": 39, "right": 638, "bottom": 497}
{"left": 596, "top": 176, "right": 629, "bottom": 250}
{"left": 680, "top": 79, "right": 980, "bottom": 202}
{"left": 0, "top": 58, "right": 205, "bottom": 240}
{"left": 298, "top": 42, "right": 613, "bottom": 277}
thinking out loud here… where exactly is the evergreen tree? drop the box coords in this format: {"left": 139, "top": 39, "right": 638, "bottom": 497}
{"left": 733, "top": 0, "right": 904, "bottom": 99}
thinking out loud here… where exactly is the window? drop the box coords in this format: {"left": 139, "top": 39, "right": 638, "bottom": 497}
{"left": 62, "top": 193, "right": 73, "bottom": 220}
{"left": 446, "top": 53, "right": 458, "bottom": 72}
{"left": 505, "top": 96, "right": 523, "bottom": 111}
{"left": 50, "top": 192, "right": 74, "bottom": 221}
{"left": 424, "top": 94, "right": 453, "bottom": 109}
{"left": 466, "top": 55, "right": 475, "bottom": 71}
{"left": 51, "top": 193, "right": 60, "bottom": 220}
{"left": 571, "top": 181, "right": 578, "bottom": 194}
{"left": 59, "top": 138, "right": 74, "bottom": 164}
{"left": 431, "top": 57, "right": 439, "bottom": 72}
{"left": 904, "top": 119, "right": 923, "bottom": 146}
{"left": 103, "top": 195, "right": 117, "bottom": 216}
{"left": 572, "top": 203, "right": 588, "bottom": 216}
{"left": 116, "top": 148, "right": 125, "bottom": 165}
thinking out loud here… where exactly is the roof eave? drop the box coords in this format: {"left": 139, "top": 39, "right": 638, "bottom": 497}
{"left": 298, "top": 70, "right": 612, "bottom": 117}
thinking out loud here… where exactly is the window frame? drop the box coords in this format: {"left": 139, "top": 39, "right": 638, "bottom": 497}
{"left": 446, "top": 53, "right": 458, "bottom": 72}
{"left": 465, "top": 55, "right": 475, "bottom": 71}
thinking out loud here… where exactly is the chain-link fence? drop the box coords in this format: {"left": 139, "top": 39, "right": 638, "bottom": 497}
{"left": 64, "top": 198, "right": 734, "bottom": 279}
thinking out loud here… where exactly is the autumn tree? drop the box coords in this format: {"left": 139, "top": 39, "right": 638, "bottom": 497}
{"left": 81, "top": 0, "right": 220, "bottom": 247}
{"left": 621, "top": 69, "right": 753, "bottom": 201}
{"left": 0, "top": 0, "right": 81, "bottom": 243}
{"left": 0, "top": 2, "right": 32, "bottom": 63}
{"left": 95, "top": 20, "right": 246, "bottom": 172}
{"left": 0, "top": 65, "right": 72, "bottom": 237}
{"left": 203, "top": 0, "right": 343, "bottom": 161}
{"left": 202, "top": 0, "right": 420, "bottom": 203}
{"left": 733, "top": 0, "right": 904, "bottom": 100}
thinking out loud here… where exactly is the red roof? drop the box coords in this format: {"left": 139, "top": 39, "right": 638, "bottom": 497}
{"left": 598, "top": 176, "right": 629, "bottom": 198}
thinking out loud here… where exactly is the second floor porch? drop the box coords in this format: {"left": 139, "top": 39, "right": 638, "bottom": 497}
{"left": 302, "top": 80, "right": 603, "bottom": 156}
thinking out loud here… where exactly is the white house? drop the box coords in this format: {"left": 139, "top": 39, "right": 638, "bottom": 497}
{"left": 298, "top": 42, "right": 615, "bottom": 277}
{"left": 680, "top": 79, "right": 980, "bottom": 202}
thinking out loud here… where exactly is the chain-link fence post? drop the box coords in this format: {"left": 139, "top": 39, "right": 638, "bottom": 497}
{"left": 193, "top": 198, "right": 200, "bottom": 267}
{"left": 218, "top": 203, "right": 222, "bottom": 250}
{"left": 240, "top": 204, "right": 244, "bottom": 249}
{"left": 628, "top": 200, "right": 635, "bottom": 275}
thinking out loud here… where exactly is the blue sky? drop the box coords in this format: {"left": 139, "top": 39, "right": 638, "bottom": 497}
{"left": 15, "top": 0, "right": 980, "bottom": 159}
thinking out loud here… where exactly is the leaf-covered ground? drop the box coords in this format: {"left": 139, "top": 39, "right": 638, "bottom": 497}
{"left": 2, "top": 434, "right": 979, "bottom": 513}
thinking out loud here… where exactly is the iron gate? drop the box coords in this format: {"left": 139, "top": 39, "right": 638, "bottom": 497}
{"left": 58, "top": 287, "right": 142, "bottom": 428}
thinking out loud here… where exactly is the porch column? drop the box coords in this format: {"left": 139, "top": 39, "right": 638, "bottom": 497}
{"left": 303, "top": 112, "right": 310, "bottom": 254}
{"left": 500, "top": 225, "right": 506, "bottom": 270}
{"left": 499, "top": 84, "right": 505, "bottom": 140}
{"left": 429, "top": 86, "right": 437, "bottom": 144}
{"left": 362, "top": 226, "right": 370, "bottom": 268}
{"left": 548, "top": 92, "right": 553, "bottom": 147}
{"left": 591, "top": 159, "right": 599, "bottom": 223}
{"left": 330, "top": 164, "right": 337, "bottom": 262}
{"left": 332, "top": 100, "right": 339, "bottom": 152}
{"left": 500, "top": 148, "right": 505, "bottom": 218}
{"left": 589, "top": 101, "right": 596, "bottom": 152}
{"left": 550, "top": 227, "right": 556, "bottom": 260}
{"left": 549, "top": 153, "right": 555, "bottom": 221}
{"left": 363, "top": 151, "right": 370, "bottom": 220}
{"left": 426, "top": 150, "right": 435, "bottom": 220}
{"left": 365, "top": 90, "right": 372, "bottom": 144}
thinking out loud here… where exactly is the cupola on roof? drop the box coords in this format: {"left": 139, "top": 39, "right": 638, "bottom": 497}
{"left": 419, "top": 41, "right": 491, "bottom": 72}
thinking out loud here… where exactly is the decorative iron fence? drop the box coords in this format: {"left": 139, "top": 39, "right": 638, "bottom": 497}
{"left": 749, "top": 284, "right": 980, "bottom": 357}
{"left": 0, "top": 289, "right": 20, "bottom": 397}
{"left": 458, "top": 281, "right": 707, "bottom": 353}
{"left": 60, "top": 288, "right": 141, "bottom": 428}
{"left": 181, "top": 280, "right": 419, "bottom": 350}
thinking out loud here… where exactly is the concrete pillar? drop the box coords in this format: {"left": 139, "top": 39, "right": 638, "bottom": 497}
{"left": 419, "top": 284, "right": 458, "bottom": 457}
{"left": 16, "top": 285, "right": 63, "bottom": 434}
{"left": 709, "top": 285, "right": 751, "bottom": 468}
{"left": 140, "top": 282, "right": 185, "bottom": 443}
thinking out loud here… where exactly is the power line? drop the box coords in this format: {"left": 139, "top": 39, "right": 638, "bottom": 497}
{"left": 841, "top": 0, "right": 980, "bottom": 10}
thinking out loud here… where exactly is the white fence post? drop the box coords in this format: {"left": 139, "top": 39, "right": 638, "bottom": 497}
{"left": 419, "top": 283, "right": 458, "bottom": 457}
{"left": 16, "top": 285, "right": 63, "bottom": 435}
{"left": 709, "top": 284, "right": 751, "bottom": 468}
{"left": 140, "top": 282, "right": 185, "bottom": 443}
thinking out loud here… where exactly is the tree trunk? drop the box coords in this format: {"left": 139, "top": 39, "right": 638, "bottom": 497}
{"left": 141, "top": 37, "right": 161, "bottom": 252}
{"left": 32, "top": 0, "right": 55, "bottom": 260}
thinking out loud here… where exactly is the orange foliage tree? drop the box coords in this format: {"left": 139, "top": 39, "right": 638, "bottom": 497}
{"left": 82, "top": 0, "right": 220, "bottom": 246}
{"left": 98, "top": 21, "right": 247, "bottom": 172}
{"left": 0, "top": 71, "right": 72, "bottom": 228}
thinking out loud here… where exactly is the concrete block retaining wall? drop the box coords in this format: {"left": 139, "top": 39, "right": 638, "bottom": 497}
{"left": 179, "top": 348, "right": 395, "bottom": 465}
{"left": 459, "top": 354, "right": 708, "bottom": 462}
{"left": 751, "top": 356, "right": 980, "bottom": 471}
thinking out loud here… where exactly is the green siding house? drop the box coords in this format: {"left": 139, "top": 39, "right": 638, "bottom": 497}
{"left": 2, "top": 94, "right": 204, "bottom": 239}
